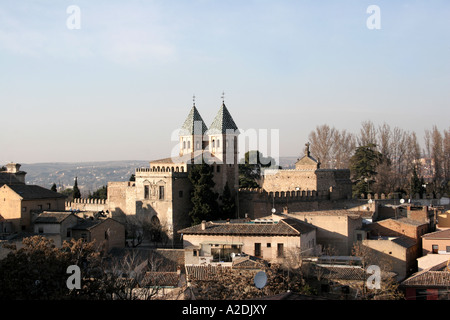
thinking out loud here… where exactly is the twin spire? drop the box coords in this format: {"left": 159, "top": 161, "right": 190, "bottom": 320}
{"left": 180, "top": 96, "right": 238, "bottom": 137}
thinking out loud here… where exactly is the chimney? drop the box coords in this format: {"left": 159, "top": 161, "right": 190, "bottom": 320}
{"left": 6, "top": 163, "right": 21, "bottom": 173}
{"left": 201, "top": 220, "right": 206, "bottom": 230}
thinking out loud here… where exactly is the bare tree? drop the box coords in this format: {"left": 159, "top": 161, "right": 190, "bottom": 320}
{"left": 308, "top": 124, "right": 337, "bottom": 168}
{"left": 333, "top": 129, "right": 356, "bottom": 169}
{"left": 308, "top": 124, "right": 355, "bottom": 169}
{"left": 357, "top": 120, "right": 377, "bottom": 147}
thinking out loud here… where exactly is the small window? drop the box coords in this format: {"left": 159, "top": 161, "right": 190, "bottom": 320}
{"left": 267, "top": 243, "right": 271, "bottom": 248}
{"left": 217, "top": 139, "right": 220, "bottom": 148}
{"left": 159, "top": 186, "right": 165, "bottom": 200}
{"left": 254, "top": 243, "right": 261, "bottom": 257}
{"left": 22, "top": 207, "right": 27, "bottom": 212}
{"left": 193, "top": 250, "right": 198, "bottom": 257}
{"left": 187, "top": 141, "right": 191, "bottom": 149}
{"left": 47, "top": 203, "right": 51, "bottom": 210}
{"left": 277, "top": 243, "right": 284, "bottom": 258}
{"left": 38, "top": 227, "right": 44, "bottom": 234}
{"left": 432, "top": 245, "right": 439, "bottom": 254}
{"left": 217, "top": 166, "right": 220, "bottom": 173}
{"left": 38, "top": 205, "right": 43, "bottom": 210}
{"left": 67, "top": 230, "right": 71, "bottom": 237}
{"left": 183, "top": 141, "right": 186, "bottom": 149}
{"left": 212, "top": 140, "right": 215, "bottom": 148}
{"left": 144, "top": 185, "right": 150, "bottom": 199}
{"left": 446, "top": 246, "right": 450, "bottom": 253}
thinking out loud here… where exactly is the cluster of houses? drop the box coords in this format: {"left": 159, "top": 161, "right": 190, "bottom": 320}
{"left": 1, "top": 163, "right": 449, "bottom": 299}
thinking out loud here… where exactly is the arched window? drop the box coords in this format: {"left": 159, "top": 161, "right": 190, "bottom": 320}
{"left": 176, "top": 167, "right": 179, "bottom": 172}
{"left": 181, "top": 166, "right": 184, "bottom": 172}
{"left": 212, "top": 139, "right": 215, "bottom": 148}
{"left": 217, "top": 139, "right": 220, "bottom": 148}
{"left": 187, "top": 141, "right": 191, "bottom": 149}
{"left": 183, "top": 141, "right": 186, "bottom": 149}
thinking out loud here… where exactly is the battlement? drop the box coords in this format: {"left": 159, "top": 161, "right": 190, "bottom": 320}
{"left": 66, "top": 198, "right": 107, "bottom": 205}
{"left": 238, "top": 188, "right": 330, "bottom": 201}
{"left": 136, "top": 166, "right": 188, "bottom": 174}
{"left": 65, "top": 197, "right": 109, "bottom": 214}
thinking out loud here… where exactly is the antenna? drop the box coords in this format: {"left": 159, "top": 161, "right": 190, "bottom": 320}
{"left": 254, "top": 271, "right": 267, "bottom": 289}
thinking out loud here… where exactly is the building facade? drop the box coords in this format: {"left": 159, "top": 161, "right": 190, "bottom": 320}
{"left": 107, "top": 101, "right": 240, "bottom": 243}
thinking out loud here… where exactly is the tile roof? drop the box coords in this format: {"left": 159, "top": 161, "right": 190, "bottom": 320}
{"left": 34, "top": 212, "right": 78, "bottom": 224}
{"left": 5, "top": 184, "right": 66, "bottom": 200}
{"left": 422, "top": 228, "right": 450, "bottom": 239}
{"left": 206, "top": 103, "right": 239, "bottom": 135}
{"left": 179, "top": 105, "right": 208, "bottom": 136}
{"left": 178, "top": 219, "right": 315, "bottom": 236}
{"left": 232, "top": 255, "right": 268, "bottom": 269}
{"left": 142, "top": 272, "right": 180, "bottom": 287}
{"left": 316, "top": 265, "right": 396, "bottom": 281}
{"left": 185, "top": 265, "right": 232, "bottom": 281}
{"left": 401, "top": 266, "right": 450, "bottom": 288}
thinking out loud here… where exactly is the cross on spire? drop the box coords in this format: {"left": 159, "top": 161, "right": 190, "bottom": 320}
{"left": 192, "top": 94, "right": 196, "bottom": 106}
{"left": 221, "top": 91, "right": 225, "bottom": 104}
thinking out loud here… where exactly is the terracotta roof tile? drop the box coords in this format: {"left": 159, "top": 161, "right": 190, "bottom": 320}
{"left": 178, "top": 219, "right": 315, "bottom": 236}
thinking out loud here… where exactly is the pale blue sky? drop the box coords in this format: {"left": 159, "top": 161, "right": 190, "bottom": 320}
{"left": 0, "top": 0, "right": 449, "bottom": 163}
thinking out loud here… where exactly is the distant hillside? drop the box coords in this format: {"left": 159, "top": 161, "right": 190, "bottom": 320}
{"left": 21, "top": 161, "right": 149, "bottom": 197}
{"left": 20, "top": 157, "right": 298, "bottom": 196}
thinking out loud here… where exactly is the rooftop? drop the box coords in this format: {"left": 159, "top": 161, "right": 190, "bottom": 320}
{"left": 422, "top": 228, "right": 450, "bottom": 240}
{"left": 206, "top": 103, "right": 239, "bottom": 135}
{"left": 34, "top": 212, "right": 78, "bottom": 224}
{"left": 178, "top": 218, "right": 315, "bottom": 236}
{"left": 4, "top": 184, "right": 66, "bottom": 200}
{"left": 402, "top": 261, "right": 450, "bottom": 288}
{"left": 179, "top": 105, "right": 208, "bottom": 136}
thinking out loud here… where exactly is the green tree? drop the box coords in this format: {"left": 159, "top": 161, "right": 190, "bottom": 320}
{"left": 349, "top": 143, "right": 384, "bottom": 197}
{"left": 239, "top": 150, "right": 278, "bottom": 188}
{"left": 0, "top": 236, "right": 104, "bottom": 300}
{"left": 50, "top": 183, "right": 57, "bottom": 192}
{"left": 410, "top": 167, "right": 426, "bottom": 198}
{"left": 188, "top": 162, "right": 219, "bottom": 225}
{"left": 220, "top": 181, "right": 236, "bottom": 220}
{"left": 73, "top": 177, "right": 81, "bottom": 199}
{"left": 89, "top": 185, "right": 107, "bottom": 200}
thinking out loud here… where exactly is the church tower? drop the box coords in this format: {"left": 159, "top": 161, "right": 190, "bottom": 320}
{"left": 206, "top": 101, "right": 239, "bottom": 165}
{"left": 179, "top": 100, "right": 208, "bottom": 157}
{"left": 206, "top": 100, "right": 240, "bottom": 194}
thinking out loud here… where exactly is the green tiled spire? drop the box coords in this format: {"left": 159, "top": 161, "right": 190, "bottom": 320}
{"left": 180, "top": 105, "right": 208, "bottom": 136}
{"left": 207, "top": 103, "right": 239, "bottom": 135}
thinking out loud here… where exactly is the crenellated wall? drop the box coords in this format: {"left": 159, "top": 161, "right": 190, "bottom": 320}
{"left": 237, "top": 188, "right": 334, "bottom": 219}
{"left": 65, "top": 198, "right": 108, "bottom": 212}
